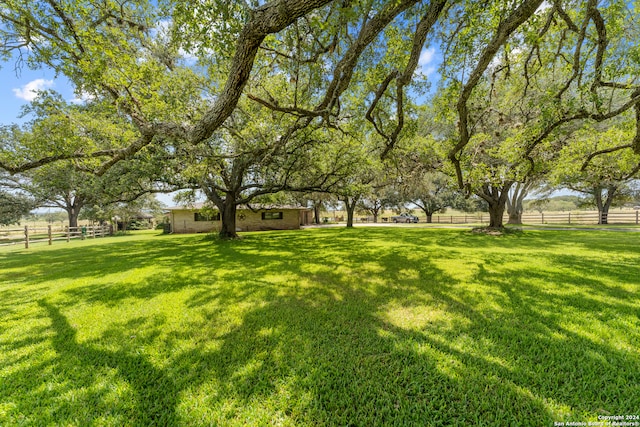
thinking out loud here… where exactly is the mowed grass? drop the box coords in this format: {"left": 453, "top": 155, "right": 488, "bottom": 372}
{"left": 1, "top": 228, "right": 639, "bottom": 426}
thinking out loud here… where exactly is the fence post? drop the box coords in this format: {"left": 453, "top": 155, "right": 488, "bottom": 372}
{"left": 24, "top": 225, "right": 29, "bottom": 249}
{"left": 568, "top": 212, "right": 571, "bottom": 225}
{"left": 66, "top": 226, "right": 70, "bottom": 242}
{"left": 541, "top": 213, "right": 544, "bottom": 224}
{"left": 92, "top": 226, "right": 96, "bottom": 238}
{"left": 48, "top": 225, "right": 52, "bottom": 245}
{"left": 637, "top": 210, "right": 638, "bottom": 225}
{"left": 450, "top": 215, "right": 453, "bottom": 224}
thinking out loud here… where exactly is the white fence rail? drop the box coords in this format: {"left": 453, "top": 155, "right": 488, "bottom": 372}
{"left": 0, "top": 225, "right": 113, "bottom": 249}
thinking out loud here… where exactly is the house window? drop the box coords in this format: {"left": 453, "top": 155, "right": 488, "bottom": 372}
{"left": 194, "top": 211, "right": 220, "bottom": 221}
{"left": 262, "top": 211, "right": 283, "bottom": 220}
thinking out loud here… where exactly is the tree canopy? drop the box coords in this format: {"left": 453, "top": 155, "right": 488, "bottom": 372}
{"left": 1, "top": 0, "right": 640, "bottom": 231}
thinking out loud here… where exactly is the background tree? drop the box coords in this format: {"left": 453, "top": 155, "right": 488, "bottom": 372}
{"left": 330, "top": 139, "right": 381, "bottom": 228}
{"left": 0, "top": 168, "right": 34, "bottom": 226}
{"left": 302, "top": 192, "right": 338, "bottom": 224}
{"left": 403, "top": 171, "right": 463, "bottom": 223}
{"left": 389, "top": 130, "right": 465, "bottom": 223}
{"left": 356, "top": 192, "right": 392, "bottom": 223}
{"left": 355, "top": 170, "right": 398, "bottom": 223}
{"left": 505, "top": 179, "right": 540, "bottom": 224}
{"left": 24, "top": 162, "right": 101, "bottom": 228}
{"left": 552, "top": 120, "right": 640, "bottom": 224}
{"left": 4, "top": 94, "right": 169, "bottom": 228}
{"left": 0, "top": 191, "right": 34, "bottom": 226}
{"left": 439, "top": 0, "right": 640, "bottom": 229}
{"left": 108, "top": 194, "right": 165, "bottom": 232}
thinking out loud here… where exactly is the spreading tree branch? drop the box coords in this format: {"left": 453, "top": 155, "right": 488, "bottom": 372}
{"left": 449, "top": 0, "right": 545, "bottom": 191}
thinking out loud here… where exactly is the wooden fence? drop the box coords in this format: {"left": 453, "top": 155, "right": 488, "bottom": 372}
{"left": 0, "top": 225, "right": 113, "bottom": 249}
{"left": 429, "top": 211, "right": 640, "bottom": 225}
{"left": 518, "top": 211, "right": 640, "bottom": 225}
{"left": 355, "top": 210, "right": 640, "bottom": 225}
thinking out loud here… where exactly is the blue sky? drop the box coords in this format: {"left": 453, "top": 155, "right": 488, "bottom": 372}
{"left": 1, "top": 43, "right": 439, "bottom": 125}
{"left": 0, "top": 62, "right": 80, "bottom": 125}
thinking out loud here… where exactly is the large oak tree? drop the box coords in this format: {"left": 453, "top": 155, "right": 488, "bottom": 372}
{"left": 1, "top": 0, "right": 639, "bottom": 232}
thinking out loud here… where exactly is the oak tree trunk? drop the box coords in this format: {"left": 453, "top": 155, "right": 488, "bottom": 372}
{"left": 313, "top": 203, "right": 322, "bottom": 224}
{"left": 344, "top": 196, "right": 359, "bottom": 228}
{"left": 508, "top": 210, "right": 522, "bottom": 225}
{"left": 488, "top": 201, "right": 506, "bottom": 228}
{"left": 420, "top": 207, "right": 434, "bottom": 223}
{"left": 220, "top": 201, "right": 239, "bottom": 239}
{"left": 597, "top": 186, "right": 616, "bottom": 225}
{"left": 477, "top": 182, "right": 512, "bottom": 229}
{"left": 506, "top": 181, "right": 532, "bottom": 225}
{"left": 67, "top": 207, "right": 79, "bottom": 229}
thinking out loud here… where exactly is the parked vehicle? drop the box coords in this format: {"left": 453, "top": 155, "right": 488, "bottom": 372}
{"left": 390, "top": 212, "right": 419, "bottom": 223}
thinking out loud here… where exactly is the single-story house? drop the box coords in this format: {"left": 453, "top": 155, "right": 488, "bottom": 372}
{"left": 165, "top": 203, "right": 313, "bottom": 233}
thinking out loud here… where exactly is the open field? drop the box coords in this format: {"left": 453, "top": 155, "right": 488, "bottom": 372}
{"left": 1, "top": 228, "right": 639, "bottom": 426}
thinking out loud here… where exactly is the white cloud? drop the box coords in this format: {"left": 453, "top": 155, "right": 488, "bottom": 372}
{"left": 417, "top": 47, "right": 437, "bottom": 76}
{"left": 69, "top": 91, "right": 95, "bottom": 104}
{"left": 423, "top": 66, "right": 436, "bottom": 76}
{"left": 12, "top": 79, "right": 54, "bottom": 101}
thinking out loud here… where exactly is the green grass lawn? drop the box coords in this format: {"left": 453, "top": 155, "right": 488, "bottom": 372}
{"left": 1, "top": 228, "right": 639, "bottom": 426}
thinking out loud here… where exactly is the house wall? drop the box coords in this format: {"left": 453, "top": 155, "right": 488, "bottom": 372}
{"left": 237, "top": 209, "right": 300, "bottom": 232}
{"left": 170, "top": 208, "right": 307, "bottom": 233}
{"left": 170, "top": 210, "right": 219, "bottom": 234}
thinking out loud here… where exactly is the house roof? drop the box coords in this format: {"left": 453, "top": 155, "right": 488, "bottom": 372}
{"left": 165, "top": 202, "right": 310, "bottom": 211}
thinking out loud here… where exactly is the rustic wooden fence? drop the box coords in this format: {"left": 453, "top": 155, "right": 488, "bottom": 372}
{"left": 355, "top": 210, "right": 640, "bottom": 225}
{"left": 430, "top": 211, "right": 639, "bottom": 225}
{"left": 0, "top": 225, "right": 113, "bottom": 249}
{"left": 518, "top": 211, "right": 640, "bottom": 225}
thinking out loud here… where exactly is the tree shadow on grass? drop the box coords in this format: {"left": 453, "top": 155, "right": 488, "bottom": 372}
{"left": 0, "top": 233, "right": 211, "bottom": 287}
{"left": 17, "top": 240, "right": 556, "bottom": 425}
{"left": 3, "top": 228, "right": 639, "bottom": 425}
{"left": 159, "top": 270, "right": 561, "bottom": 425}
{"left": 448, "top": 253, "right": 640, "bottom": 415}
{"left": 35, "top": 300, "right": 180, "bottom": 426}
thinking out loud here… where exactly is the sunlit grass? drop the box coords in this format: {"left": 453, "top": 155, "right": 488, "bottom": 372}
{"left": 1, "top": 228, "right": 639, "bottom": 426}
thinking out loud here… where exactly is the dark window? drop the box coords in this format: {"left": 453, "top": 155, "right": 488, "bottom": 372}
{"left": 261, "top": 211, "right": 283, "bottom": 220}
{"left": 194, "top": 211, "right": 220, "bottom": 221}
